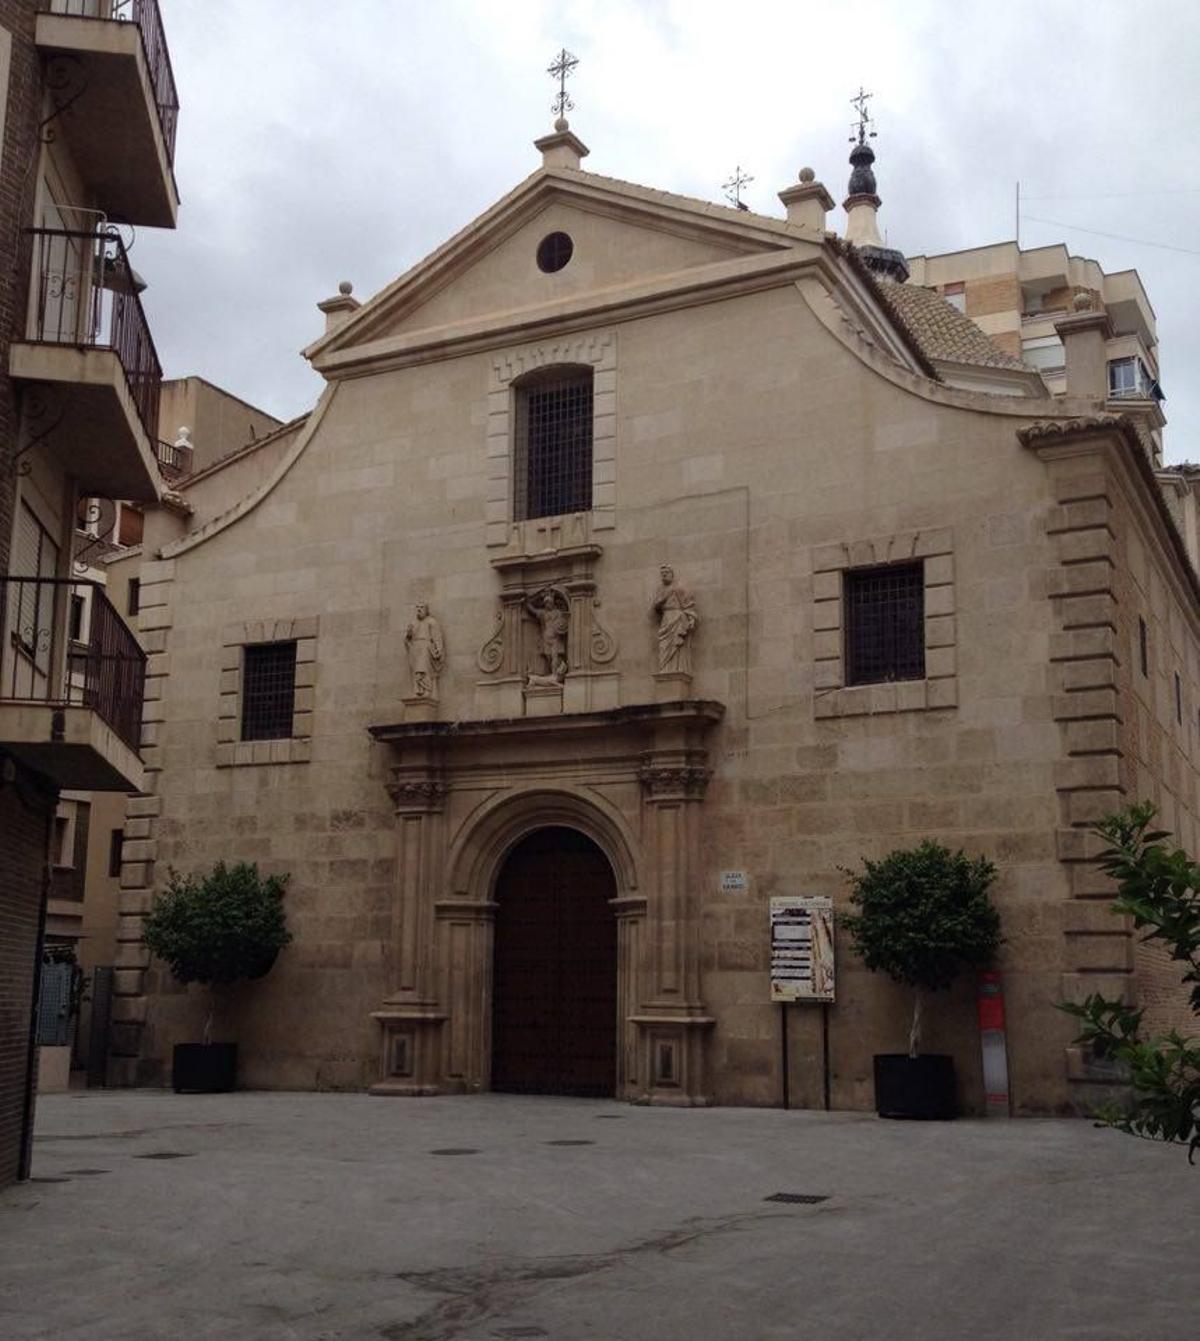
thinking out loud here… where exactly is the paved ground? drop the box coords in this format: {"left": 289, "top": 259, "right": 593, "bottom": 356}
{"left": 2, "top": 1092, "right": 1197, "bottom": 1340}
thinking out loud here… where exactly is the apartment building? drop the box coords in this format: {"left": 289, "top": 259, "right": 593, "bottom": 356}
{"left": 0, "top": 0, "right": 179, "bottom": 1185}
{"left": 908, "top": 242, "right": 1166, "bottom": 464}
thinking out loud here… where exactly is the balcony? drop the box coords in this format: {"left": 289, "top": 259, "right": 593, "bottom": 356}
{"left": 9, "top": 227, "right": 163, "bottom": 502}
{"left": 35, "top": 0, "right": 180, "bottom": 228}
{"left": 155, "top": 435, "right": 193, "bottom": 482}
{"left": 0, "top": 577, "right": 146, "bottom": 791}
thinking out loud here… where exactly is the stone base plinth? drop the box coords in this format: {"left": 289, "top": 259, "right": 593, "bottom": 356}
{"left": 402, "top": 696, "right": 439, "bottom": 722}
{"left": 523, "top": 682, "right": 564, "bottom": 716}
{"left": 653, "top": 671, "right": 693, "bottom": 702}
{"left": 474, "top": 677, "right": 524, "bottom": 719}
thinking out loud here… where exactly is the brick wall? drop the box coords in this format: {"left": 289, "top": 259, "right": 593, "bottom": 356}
{"left": 965, "top": 275, "right": 1021, "bottom": 321}
{"left": 0, "top": 1, "right": 39, "bottom": 575}
{"left": 0, "top": 765, "right": 54, "bottom": 1187}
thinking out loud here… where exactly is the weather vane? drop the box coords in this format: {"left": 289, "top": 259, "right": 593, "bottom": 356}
{"left": 548, "top": 47, "right": 579, "bottom": 118}
{"left": 850, "top": 86, "right": 877, "bottom": 146}
{"left": 722, "top": 165, "right": 754, "bottom": 211}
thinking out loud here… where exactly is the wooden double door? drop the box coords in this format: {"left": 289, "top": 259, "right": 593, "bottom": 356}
{"left": 491, "top": 827, "right": 618, "bottom": 1097}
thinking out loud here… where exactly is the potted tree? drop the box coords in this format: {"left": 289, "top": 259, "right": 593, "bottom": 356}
{"left": 142, "top": 861, "right": 292, "bottom": 1093}
{"left": 843, "top": 840, "right": 1001, "bottom": 1119}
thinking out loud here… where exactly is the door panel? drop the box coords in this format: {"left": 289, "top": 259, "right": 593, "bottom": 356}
{"left": 491, "top": 827, "right": 617, "bottom": 1097}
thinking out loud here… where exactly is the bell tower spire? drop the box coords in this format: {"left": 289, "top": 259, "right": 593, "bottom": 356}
{"left": 842, "top": 88, "right": 909, "bottom": 282}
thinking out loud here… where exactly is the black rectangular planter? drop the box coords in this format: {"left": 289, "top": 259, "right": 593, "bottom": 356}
{"left": 873, "top": 1053, "right": 957, "bottom": 1120}
{"left": 172, "top": 1043, "right": 237, "bottom": 1094}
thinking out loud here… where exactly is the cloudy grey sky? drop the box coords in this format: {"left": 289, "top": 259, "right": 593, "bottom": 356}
{"left": 136, "top": 0, "right": 1200, "bottom": 459}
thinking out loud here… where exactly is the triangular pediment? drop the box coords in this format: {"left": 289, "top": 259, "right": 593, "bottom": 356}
{"left": 307, "top": 169, "right": 802, "bottom": 365}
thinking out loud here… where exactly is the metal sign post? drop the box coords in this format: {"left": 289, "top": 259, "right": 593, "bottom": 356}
{"left": 770, "top": 897, "right": 835, "bottom": 1110}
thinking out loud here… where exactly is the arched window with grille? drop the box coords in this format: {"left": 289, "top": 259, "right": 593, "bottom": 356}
{"left": 512, "top": 365, "right": 594, "bottom": 521}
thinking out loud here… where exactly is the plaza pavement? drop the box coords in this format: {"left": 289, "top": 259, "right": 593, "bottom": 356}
{"left": 2, "top": 1090, "right": 1197, "bottom": 1340}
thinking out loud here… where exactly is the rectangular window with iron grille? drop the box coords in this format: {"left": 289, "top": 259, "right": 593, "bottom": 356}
{"left": 240, "top": 641, "right": 297, "bottom": 741}
{"left": 513, "top": 369, "right": 593, "bottom": 521}
{"left": 844, "top": 562, "right": 925, "bottom": 686}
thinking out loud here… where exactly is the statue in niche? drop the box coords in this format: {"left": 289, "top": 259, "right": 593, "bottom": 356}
{"left": 404, "top": 601, "right": 444, "bottom": 698}
{"left": 525, "top": 587, "right": 569, "bottom": 685}
{"left": 652, "top": 564, "right": 698, "bottom": 674}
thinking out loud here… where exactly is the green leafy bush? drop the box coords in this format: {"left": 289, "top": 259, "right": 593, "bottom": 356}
{"left": 1060, "top": 803, "right": 1200, "bottom": 1161}
{"left": 842, "top": 840, "right": 1001, "bottom": 1056}
{"left": 143, "top": 861, "right": 292, "bottom": 988}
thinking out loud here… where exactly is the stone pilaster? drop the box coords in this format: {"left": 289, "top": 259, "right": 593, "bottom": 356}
{"left": 633, "top": 745, "right": 715, "bottom": 1105}
{"left": 370, "top": 765, "right": 447, "bottom": 1095}
{"left": 1030, "top": 436, "right": 1136, "bottom": 1101}
{"left": 108, "top": 558, "right": 175, "bottom": 1087}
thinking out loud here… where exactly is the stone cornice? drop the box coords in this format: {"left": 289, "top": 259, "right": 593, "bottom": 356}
{"left": 369, "top": 699, "right": 726, "bottom": 747}
{"left": 309, "top": 247, "right": 828, "bottom": 379}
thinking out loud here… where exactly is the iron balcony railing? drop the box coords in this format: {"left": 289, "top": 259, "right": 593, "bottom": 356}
{"left": 44, "top": 0, "right": 180, "bottom": 162}
{"left": 155, "top": 437, "right": 193, "bottom": 481}
{"left": 0, "top": 576, "right": 146, "bottom": 755}
{"left": 26, "top": 226, "right": 163, "bottom": 444}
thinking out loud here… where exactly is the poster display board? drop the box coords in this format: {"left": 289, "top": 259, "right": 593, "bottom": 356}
{"left": 769, "top": 896, "right": 835, "bottom": 1002}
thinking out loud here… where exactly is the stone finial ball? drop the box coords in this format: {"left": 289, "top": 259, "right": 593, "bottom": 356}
{"left": 799, "top": 167, "right": 815, "bottom": 183}
{"left": 338, "top": 280, "right": 353, "bottom": 296}
{"left": 554, "top": 115, "right": 569, "bottom": 133}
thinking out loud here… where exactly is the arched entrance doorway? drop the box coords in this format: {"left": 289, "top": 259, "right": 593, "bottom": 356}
{"left": 491, "top": 826, "right": 617, "bottom": 1097}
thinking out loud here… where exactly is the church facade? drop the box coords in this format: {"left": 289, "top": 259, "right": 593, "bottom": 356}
{"left": 109, "top": 123, "right": 1199, "bottom": 1114}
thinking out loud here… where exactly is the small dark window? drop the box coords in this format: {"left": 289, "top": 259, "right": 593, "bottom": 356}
{"left": 844, "top": 563, "right": 926, "bottom": 686}
{"left": 1138, "top": 617, "right": 1148, "bottom": 677}
{"left": 127, "top": 578, "right": 141, "bottom": 617}
{"left": 536, "top": 231, "right": 573, "bottom": 273}
{"left": 1175, "top": 672, "right": 1182, "bottom": 724}
{"left": 108, "top": 829, "right": 124, "bottom": 878}
{"left": 240, "top": 641, "right": 297, "bottom": 741}
{"left": 68, "top": 593, "right": 85, "bottom": 642}
{"left": 514, "top": 367, "right": 593, "bottom": 521}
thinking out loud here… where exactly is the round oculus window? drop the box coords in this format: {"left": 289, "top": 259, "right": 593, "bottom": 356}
{"left": 536, "top": 231, "right": 574, "bottom": 273}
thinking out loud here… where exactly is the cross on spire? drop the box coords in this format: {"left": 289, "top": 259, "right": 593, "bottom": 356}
{"left": 548, "top": 47, "right": 579, "bottom": 118}
{"left": 850, "top": 86, "right": 877, "bottom": 146}
{"left": 722, "top": 165, "right": 754, "bottom": 211}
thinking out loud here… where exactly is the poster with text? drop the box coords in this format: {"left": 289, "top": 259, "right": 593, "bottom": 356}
{"left": 770, "top": 896, "right": 835, "bottom": 1002}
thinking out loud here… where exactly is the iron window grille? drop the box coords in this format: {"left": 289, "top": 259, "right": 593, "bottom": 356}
{"left": 513, "top": 368, "right": 594, "bottom": 522}
{"left": 240, "top": 641, "right": 297, "bottom": 741}
{"left": 844, "top": 562, "right": 925, "bottom": 685}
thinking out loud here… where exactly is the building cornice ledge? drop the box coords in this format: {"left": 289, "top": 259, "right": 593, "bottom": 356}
{"left": 369, "top": 699, "right": 726, "bottom": 745}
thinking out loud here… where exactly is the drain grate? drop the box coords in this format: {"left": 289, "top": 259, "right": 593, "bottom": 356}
{"left": 764, "top": 1192, "right": 829, "bottom": 1205}
{"left": 544, "top": 1139, "right": 595, "bottom": 1147}
{"left": 429, "top": 1148, "right": 479, "bottom": 1156}
{"left": 135, "top": 1152, "right": 195, "bottom": 1160}
{"left": 64, "top": 1168, "right": 109, "bottom": 1176}
{"left": 593, "top": 1115, "right": 624, "bottom": 1120}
